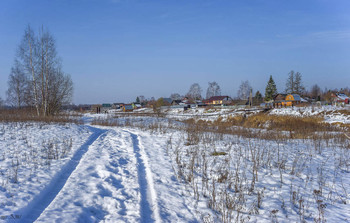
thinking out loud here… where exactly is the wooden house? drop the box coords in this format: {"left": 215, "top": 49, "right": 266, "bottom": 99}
{"left": 283, "top": 94, "right": 302, "bottom": 106}
{"left": 207, "top": 96, "right": 233, "bottom": 106}
{"left": 123, "top": 104, "right": 134, "bottom": 112}
{"left": 273, "top": 94, "right": 306, "bottom": 107}
{"left": 272, "top": 94, "right": 286, "bottom": 107}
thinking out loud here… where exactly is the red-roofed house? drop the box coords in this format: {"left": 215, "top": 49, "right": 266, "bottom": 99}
{"left": 331, "top": 93, "right": 349, "bottom": 105}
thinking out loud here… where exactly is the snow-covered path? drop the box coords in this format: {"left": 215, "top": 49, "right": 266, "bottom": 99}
{"left": 128, "top": 132, "right": 161, "bottom": 223}
{"left": 11, "top": 126, "right": 199, "bottom": 223}
{"left": 14, "top": 126, "right": 106, "bottom": 223}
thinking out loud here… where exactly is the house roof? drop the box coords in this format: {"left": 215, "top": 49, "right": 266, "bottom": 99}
{"left": 208, "top": 96, "right": 229, "bottom": 101}
{"left": 172, "top": 100, "right": 182, "bottom": 104}
{"left": 163, "top": 98, "right": 172, "bottom": 104}
{"left": 291, "top": 94, "right": 301, "bottom": 101}
{"left": 124, "top": 104, "right": 133, "bottom": 110}
{"left": 337, "top": 93, "right": 349, "bottom": 100}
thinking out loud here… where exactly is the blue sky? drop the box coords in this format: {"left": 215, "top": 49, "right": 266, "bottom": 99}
{"left": 0, "top": 0, "right": 349, "bottom": 104}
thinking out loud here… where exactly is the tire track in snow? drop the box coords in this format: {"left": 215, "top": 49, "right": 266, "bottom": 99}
{"left": 14, "top": 126, "right": 106, "bottom": 223}
{"left": 128, "top": 132, "right": 161, "bottom": 223}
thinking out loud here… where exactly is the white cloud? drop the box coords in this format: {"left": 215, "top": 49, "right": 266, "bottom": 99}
{"left": 309, "top": 30, "right": 350, "bottom": 40}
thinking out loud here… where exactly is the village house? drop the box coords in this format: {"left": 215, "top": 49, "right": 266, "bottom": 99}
{"left": 91, "top": 104, "right": 102, "bottom": 114}
{"left": 162, "top": 98, "right": 173, "bottom": 105}
{"left": 132, "top": 103, "right": 142, "bottom": 109}
{"left": 101, "top": 103, "right": 112, "bottom": 113}
{"left": 206, "top": 96, "right": 233, "bottom": 106}
{"left": 123, "top": 104, "right": 134, "bottom": 112}
{"left": 272, "top": 94, "right": 287, "bottom": 107}
{"left": 272, "top": 94, "right": 307, "bottom": 107}
{"left": 283, "top": 94, "right": 302, "bottom": 106}
{"left": 331, "top": 93, "right": 350, "bottom": 105}
{"left": 171, "top": 100, "right": 182, "bottom": 106}
{"left": 112, "top": 103, "right": 124, "bottom": 109}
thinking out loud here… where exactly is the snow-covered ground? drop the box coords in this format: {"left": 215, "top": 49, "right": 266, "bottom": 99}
{"left": 0, "top": 123, "right": 92, "bottom": 221}
{"left": 1, "top": 105, "right": 350, "bottom": 222}
{"left": 0, "top": 122, "right": 207, "bottom": 222}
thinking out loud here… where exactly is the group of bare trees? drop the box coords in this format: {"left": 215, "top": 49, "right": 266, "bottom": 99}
{"left": 6, "top": 25, "right": 73, "bottom": 116}
{"left": 285, "top": 70, "right": 305, "bottom": 95}
{"left": 206, "top": 81, "right": 221, "bottom": 99}
{"left": 173, "top": 70, "right": 347, "bottom": 104}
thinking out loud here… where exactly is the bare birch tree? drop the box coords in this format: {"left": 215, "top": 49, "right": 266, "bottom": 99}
{"left": 7, "top": 25, "right": 73, "bottom": 116}
{"left": 206, "top": 81, "right": 221, "bottom": 99}
{"left": 6, "top": 60, "right": 29, "bottom": 107}
{"left": 170, "top": 93, "right": 182, "bottom": 100}
{"left": 186, "top": 83, "right": 202, "bottom": 100}
{"left": 237, "top": 80, "right": 252, "bottom": 100}
{"left": 18, "top": 25, "right": 40, "bottom": 115}
{"left": 285, "top": 70, "right": 305, "bottom": 95}
{"left": 310, "top": 84, "right": 322, "bottom": 100}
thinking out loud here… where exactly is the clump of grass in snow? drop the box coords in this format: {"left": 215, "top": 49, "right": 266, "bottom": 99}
{"left": 211, "top": 151, "right": 227, "bottom": 156}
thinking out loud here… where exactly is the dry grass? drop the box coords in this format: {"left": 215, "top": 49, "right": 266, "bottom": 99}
{"left": 89, "top": 111, "right": 349, "bottom": 142}
{"left": 0, "top": 108, "right": 82, "bottom": 124}
{"left": 180, "top": 112, "right": 349, "bottom": 141}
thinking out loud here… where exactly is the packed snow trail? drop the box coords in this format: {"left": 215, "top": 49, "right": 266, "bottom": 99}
{"left": 128, "top": 132, "right": 161, "bottom": 223}
{"left": 14, "top": 126, "right": 106, "bottom": 223}
{"left": 31, "top": 129, "right": 141, "bottom": 222}
{"left": 9, "top": 126, "right": 200, "bottom": 222}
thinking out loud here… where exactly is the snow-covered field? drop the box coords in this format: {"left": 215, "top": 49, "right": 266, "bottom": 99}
{"left": 1, "top": 105, "right": 350, "bottom": 222}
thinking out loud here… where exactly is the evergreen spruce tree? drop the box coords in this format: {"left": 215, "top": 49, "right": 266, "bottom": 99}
{"left": 255, "top": 90, "right": 262, "bottom": 100}
{"left": 265, "top": 75, "right": 277, "bottom": 101}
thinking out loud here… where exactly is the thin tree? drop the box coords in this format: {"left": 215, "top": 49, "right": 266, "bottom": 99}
{"left": 186, "top": 83, "right": 202, "bottom": 100}
{"left": 6, "top": 60, "right": 29, "bottom": 107}
{"left": 310, "top": 84, "right": 322, "bottom": 101}
{"left": 18, "top": 25, "right": 40, "bottom": 115}
{"left": 285, "top": 70, "right": 295, "bottom": 94}
{"left": 265, "top": 75, "right": 277, "bottom": 102}
{"left": 170, "top": 93, "right": 182, "bottom": 100}
{"left": 285, "top": 70, "right": 305, "bottom": 95}
{"left": 206, "top": 81, "right": 221, "bottom": 99}
{"left": 138, "top": 95, "right": 146, "bottom": 103}
{"left": 38, "top": 27, "right": 59, "bottom": 116}
{"left": 237, "top": 80, "right": 252, "bottom": 100}
{"left": 294, "top": 72, "right": 305, "bottom": 95}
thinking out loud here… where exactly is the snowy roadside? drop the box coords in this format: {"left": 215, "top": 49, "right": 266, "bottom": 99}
{"left": 0, "top": 122, "right": 92, "bottom": 221}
